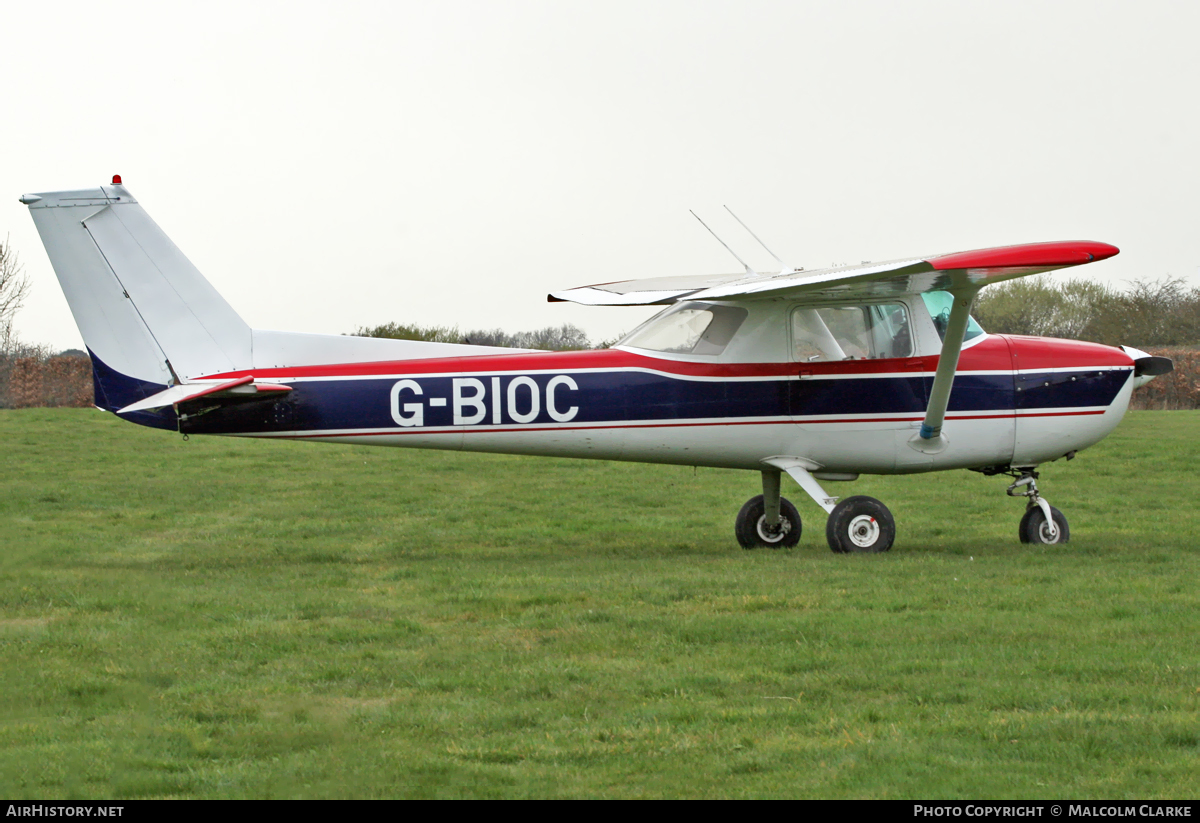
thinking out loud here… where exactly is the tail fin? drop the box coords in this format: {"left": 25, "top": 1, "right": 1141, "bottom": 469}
{"left": 22, "top": 181, "right": 253, "bottom": 416}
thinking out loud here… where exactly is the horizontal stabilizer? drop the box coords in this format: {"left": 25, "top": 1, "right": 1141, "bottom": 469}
{"left": 117, "top": 376, "right": 291, "bottom": 414}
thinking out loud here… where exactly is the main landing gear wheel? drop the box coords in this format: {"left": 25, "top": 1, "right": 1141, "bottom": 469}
{"left": 1019, "top": 505, "right": 1069, "bottom": 545}
{"left": 735, "top": 494, "right": 802, "bottom": 549}
{"left": 825, "top": 495, "right": 895, "bottom": 554}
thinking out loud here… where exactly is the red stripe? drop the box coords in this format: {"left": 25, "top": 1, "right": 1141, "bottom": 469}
{"left": 1016, "top": 409, "right": 1107, "bottom": 418}
{"left": 931, "top": 241, "right": 1119, "bottom": 270}
{"left": 204, "top": 349, "right": 806, "bottom": 381}
{"left": 178, "top": 375, "right": 254, "bottom": 403}
{"left": 200, "top": 341, "right": 994, "bottom": 380}
{"left": 254, "top": 408, "right": 1107, "bottom": 440}
{"left": 958, "top": 336, "right": 1132, "bottom": 372}
{"left": 1003, "top": 336, "right": 1134, "bottom": 370}
{"left": 199, "top": 333, "right": 1130, "bottom": 382}
{"left": 799, "top": 409, "right": 1106, "bottom": 424}
{"left": 956, "top": 337, "right": 1013, "bottom": 370}
{"left": 269, "top": 418, "right": 795, "bottom": 439}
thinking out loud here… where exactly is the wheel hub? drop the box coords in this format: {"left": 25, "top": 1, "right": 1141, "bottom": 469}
{"left": 847, "top": 514, "right": 879, "bottom": 548}
{"left": 756, "top": 515, "right": 791, "bottom": 543}
{"left": 1038, "top": 519, "right": 1061, "bottom": 543}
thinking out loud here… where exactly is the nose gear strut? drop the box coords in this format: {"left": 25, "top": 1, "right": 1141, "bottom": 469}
{"left": 1005, "top": 469, "right": 1069, "bottom": 544}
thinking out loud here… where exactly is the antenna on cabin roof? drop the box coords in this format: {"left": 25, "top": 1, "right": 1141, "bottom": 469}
{"left": 723, "top": 206, "right": 800, "bottom": 273}
{"left": 690, "top": 210, "right": 756, "bottom": 277}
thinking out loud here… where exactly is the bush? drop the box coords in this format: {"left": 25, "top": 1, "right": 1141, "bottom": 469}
{"left": 1129, "top": 348, "right": 1200, "bottom": 410}
{"left": 351, "top": 322, "right": 461, "bottom": 343}
{"left": 0, "top": 346, "right": 93, "bottom": 409}
{"left": 463, "top": 323, "right": 592, "bottom": 351}
{"left": 974, "top": 276, "right": 1200, "bottom": 347}
{"left": 354, "top": 321, "right": 597, "bottom": 350}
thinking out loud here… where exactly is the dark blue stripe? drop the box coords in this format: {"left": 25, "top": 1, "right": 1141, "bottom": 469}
{"left": 946, "top": 374, "right": 1012, "bottom": 413}
{"left": 88, "top": 350, "right": 177, "bottom": 431}
{"left": 793, "top": 375, "right": 927, "bottom": 415}
{"left": 1015, "top": 369, "right": 1130, "bottom": 409}
{"left": 172, "top": 368, "right": 1128, "bottom": 436}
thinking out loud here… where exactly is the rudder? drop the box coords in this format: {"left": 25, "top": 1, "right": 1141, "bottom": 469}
{"left": 22, "top": 181, "right": 253, "bottom": 412}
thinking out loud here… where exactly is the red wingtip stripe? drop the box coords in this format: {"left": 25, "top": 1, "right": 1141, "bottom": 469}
{"left": 930, "top": 241, "right": 1119, "bottom": 271}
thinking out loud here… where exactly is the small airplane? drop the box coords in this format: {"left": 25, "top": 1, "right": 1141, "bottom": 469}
{"left": 20, "top": 178, "right": 1173, "bottom": 553}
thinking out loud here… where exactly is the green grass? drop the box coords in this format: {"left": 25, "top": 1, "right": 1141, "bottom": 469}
{"left": 1, "top": 409, "right": 1197, "bottom": 798}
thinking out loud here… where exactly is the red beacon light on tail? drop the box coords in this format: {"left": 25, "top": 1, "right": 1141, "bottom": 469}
{"left": 112, "top": 175, "right": 122, "bottom": 185}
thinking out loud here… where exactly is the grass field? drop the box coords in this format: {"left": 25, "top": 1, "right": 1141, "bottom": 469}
{"left": 1, "top": 409, "right": 1197, "bottom": 799}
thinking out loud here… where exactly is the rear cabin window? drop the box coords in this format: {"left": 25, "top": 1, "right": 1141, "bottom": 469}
{"left": 791, "top": 303, "right": 913, "bottom": 362}
{"left": 619, "top": 302, "right": 749, "bottom": 356}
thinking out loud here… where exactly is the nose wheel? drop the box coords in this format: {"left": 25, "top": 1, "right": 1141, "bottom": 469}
{"left": 1007, "top": 470, "right": 1069, "bottom": 544}
{"left": 1019, "top": 504, "right": 1070, "bottom": 544}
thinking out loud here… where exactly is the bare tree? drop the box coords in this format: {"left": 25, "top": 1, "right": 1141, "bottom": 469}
{"left": 0, "top": 236, "right": 31, "bottom": 352}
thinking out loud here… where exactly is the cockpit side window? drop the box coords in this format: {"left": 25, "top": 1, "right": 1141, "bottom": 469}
{"left": 791, "top": 302, "right": 913, "bottom": 362}
{"left": 619, "top": 302, "right": 749, "bottom": 356}
{"left": 921, "top": 291, "right": 985, "bottom": 342}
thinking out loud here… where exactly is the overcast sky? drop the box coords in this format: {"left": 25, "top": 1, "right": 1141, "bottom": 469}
{"left": 3, "top": 0, "right": 1198, "bottom": 351}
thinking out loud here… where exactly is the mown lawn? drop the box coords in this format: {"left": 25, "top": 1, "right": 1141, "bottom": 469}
{"left": 1, "top": 409, "right": 1196, "bottom": 798}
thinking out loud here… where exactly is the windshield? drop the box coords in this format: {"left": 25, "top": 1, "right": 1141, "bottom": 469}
{"left": 921, "top": 291, "right": 985, "bottom": 342}
{"left": 619, "top": 302, "right": 748, "bottom": 355}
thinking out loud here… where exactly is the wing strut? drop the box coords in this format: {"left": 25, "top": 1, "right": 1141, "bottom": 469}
{"left": 910, "top": 286, "right": 981, "bottom": 454}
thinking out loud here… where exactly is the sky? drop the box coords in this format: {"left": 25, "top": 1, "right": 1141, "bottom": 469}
{"left": 3, "top": 0, "right": 1198, "bottom": 351}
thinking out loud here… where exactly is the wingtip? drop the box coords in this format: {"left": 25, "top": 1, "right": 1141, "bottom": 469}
{"left": 931, "top": 241, "right": 1121, "bottom": 271}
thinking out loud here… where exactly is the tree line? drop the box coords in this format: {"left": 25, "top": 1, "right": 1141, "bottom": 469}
{"left": 352, "top": 321, "right": 615, "bottom": 351}
{"left": 0, "top": 239, "right": 92, "bottom": 408}
{"left": 969, "top": 275, "right": 1200, "bottom": 409}
{"left": 3, "top": 234, "right": 1197, "bottom": 409}
{"left": 972, "top": 276, "right": 1200, "bottom": 347}
{"left": 352, "top": 278, "right": 1197, "bottom": 411}
{"left": 357, "top": 275, "right": 1200, "bottom": 352}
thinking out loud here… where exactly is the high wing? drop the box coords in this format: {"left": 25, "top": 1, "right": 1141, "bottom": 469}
{"left": 551, "top": 239, "right": 1121, "bottom": 454}
{"left": 548, "top": 273, "right": 747, "bottom": 305}
{"left": 548, "top": 241, "right": 1120, "bottom": 305}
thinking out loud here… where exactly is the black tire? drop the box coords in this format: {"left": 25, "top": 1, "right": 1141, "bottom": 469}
{"left": 735, "top": 495, "right": 802, "bottom": 549}
{"left": 1019, "top": 505, "right": 1069, "bottom": 545}
{"left": 1018, "top": 507, "right": 1036, "bottom": 544}
{"left": 825, "top": 495, "right": 895, "bottom": 554}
